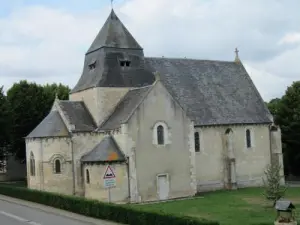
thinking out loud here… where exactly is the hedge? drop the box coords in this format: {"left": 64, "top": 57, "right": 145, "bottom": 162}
{"left": 0, "top": 185, "right": 219, "bottom": 225}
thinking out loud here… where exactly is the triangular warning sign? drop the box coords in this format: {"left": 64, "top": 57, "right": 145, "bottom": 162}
{"left": 103, "top": 165, "right": 116, "bottom": 179}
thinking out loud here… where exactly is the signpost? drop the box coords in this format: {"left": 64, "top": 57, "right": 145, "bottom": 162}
{"left": 103, "top": 165, "right": 116, "bottom": 203}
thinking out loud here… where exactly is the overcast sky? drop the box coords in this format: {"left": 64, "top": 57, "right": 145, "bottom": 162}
{"left": 0, "top": 0, "right": 299, "bottom": 101}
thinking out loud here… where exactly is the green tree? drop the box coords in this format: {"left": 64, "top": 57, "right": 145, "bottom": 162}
{"left": 0, "top": 86, "right": 11, "bottom": 160}
{"left": 267, "top": 81, "right": 300, "bottom": 176}
{"left": 267, "top": 98, "right": 282, "bottom": 123}
{"left": 43, "top": 83, "right": 70, "bottom": 110}
{"left": 7, "top": 81, "right": 70, "bottom": 160}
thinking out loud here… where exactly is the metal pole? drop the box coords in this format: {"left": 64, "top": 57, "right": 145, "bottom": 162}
{"left": 108, "top": 187, "right": 111, "bottom": 203}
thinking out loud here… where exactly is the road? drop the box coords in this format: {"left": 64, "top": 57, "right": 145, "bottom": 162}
{"left": 0, "top": 195, "right": 120, "bottom": 225}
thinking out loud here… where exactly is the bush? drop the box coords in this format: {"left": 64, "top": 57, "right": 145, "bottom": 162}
{"left": 0, "top": 185, "right": 219, "bottom": 225}
{"left": 262, "top": 163, "right": 287, "bottom": 204}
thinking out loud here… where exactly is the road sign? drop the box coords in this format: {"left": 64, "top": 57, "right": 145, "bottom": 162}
{"left": 103, "top": 165, "right": 116, "bottom": 189}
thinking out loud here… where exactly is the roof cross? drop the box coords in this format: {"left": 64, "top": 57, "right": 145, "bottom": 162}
{"left": 235, "top": 48, "right": 239, "bottom": 58}
{"left": 111, "top": 0, "right": 114, "bottom": 9}
{"left": 234, "top": 47, "right": 241, "bottom": 63}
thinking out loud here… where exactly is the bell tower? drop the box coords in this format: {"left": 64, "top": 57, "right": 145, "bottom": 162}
{"left": 70, "top": 10, "right": 155, "bottom": 126}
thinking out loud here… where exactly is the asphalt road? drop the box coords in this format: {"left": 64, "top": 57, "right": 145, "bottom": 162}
{"left": 0, "top": 197, "right": 119, "bottom": 225}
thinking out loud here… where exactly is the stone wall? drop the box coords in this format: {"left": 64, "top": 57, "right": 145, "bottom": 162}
{"left": 70, "top": 87, "right": 129, "bottom": 126}
{"left": 83, "top": 163, "right": 129, "bottom": 203}
{"left": 70, "top": 132, "right": 105, "bottom": 196}
{"left": 26, "top": 137, "right": 73, "bottom": 195}
{"left": 195, "top": 125, "right": 272, "bottom": 191}
{"left": 127, "top": 81, "right": 196, "bottom": 202}
{"left": 26, "top": 139, "right": 42, "bottom": 190}
{"left": 41, "top": 137, "right": 73, "bottom": 195}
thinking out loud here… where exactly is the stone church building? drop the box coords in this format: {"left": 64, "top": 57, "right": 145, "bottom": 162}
{"left": 25, "top": 9, "right": 284, "bottom": 203}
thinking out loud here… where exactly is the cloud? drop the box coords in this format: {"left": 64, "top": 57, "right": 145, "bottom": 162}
{"left": 0, "top": 5, "right": 105, "bottom": 91}
{"left": 279, "top": 32, "right": 300, "bottom": 45}
{"left": 0, "top": 0, "right": 299, "bottom": 101}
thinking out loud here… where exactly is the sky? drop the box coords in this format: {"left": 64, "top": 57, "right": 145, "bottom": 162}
{"left": 0, "top": 0, "right": 299, "bottom": 101}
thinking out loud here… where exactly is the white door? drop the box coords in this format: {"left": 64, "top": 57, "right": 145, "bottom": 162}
{"left": 157, "top": 175, "right": 169, "bottom": 200}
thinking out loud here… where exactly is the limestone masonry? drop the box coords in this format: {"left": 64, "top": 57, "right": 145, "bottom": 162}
{"left": 25, "top": 9, "right": 284, "bottom": 203}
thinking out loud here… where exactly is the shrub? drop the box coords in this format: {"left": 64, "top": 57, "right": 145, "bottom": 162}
{"left": 0, "top": 185, "right": 219, "bottom": 225}
{"left": 262, "top": 163, "right": 287, "bottom": 204}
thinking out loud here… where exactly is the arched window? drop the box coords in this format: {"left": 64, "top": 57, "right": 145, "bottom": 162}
{"left": 157, "top": 125, "right": 164, "bottom": 145}
{"left": 86, "top": 169, "right": 90, "bottom": 184}
{"left": 54, "top": 159, "right": 61, "bottom": 174}
{"left": 246, "top": 129, "right": 251, "bottom": 148}
{"left": 30, "top": 152, "right": 35, "bottom": 176}
{"left": 194, "top": 132, "right": 200, "bottom": 152}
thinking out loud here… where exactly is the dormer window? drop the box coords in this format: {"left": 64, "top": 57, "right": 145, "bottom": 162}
{"left": 88, "top": 60, "right": 97, "bottom": 70}
{"left": 120, "top": 60, "right": 131, "bottom": 67}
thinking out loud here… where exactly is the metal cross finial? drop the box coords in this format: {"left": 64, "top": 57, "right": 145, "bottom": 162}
{"left": 111, "top": 0, "right": 114, "bottom": 9}
{"left": 235, "top": 48, "right": 239, "bottom": 57}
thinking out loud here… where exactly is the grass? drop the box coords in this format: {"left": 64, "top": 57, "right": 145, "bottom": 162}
{"left": 130, "top": 187, "right": 300, "bottom": 225}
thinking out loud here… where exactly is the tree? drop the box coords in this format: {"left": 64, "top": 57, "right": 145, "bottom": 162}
{"left": 7, "top": 81, "right": 70, "bottom": 160}
{"left": 43, "top": 83, "right": 70, "bottom": 110}
{"left": 267, "top": 98, "right": 282, "bottom": 123}
{"left": 0, "top": 86, "right": 11, "bottom": 162}
{"left": 263, "top": 163, "right": 287, "bottom": 205}
{"left": 267, "top": 81, "right": 300, "bottom": 176}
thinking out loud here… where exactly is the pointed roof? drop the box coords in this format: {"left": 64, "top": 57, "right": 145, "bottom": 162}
{"left": 87, "top": 9, "right": 142, "bottom": 54}
{"left": 144, "top": 57, "right": 272, "bottom": 126}
{"left": 58, "top": 101, "right": 96, "bottom": 132}
{"left": 26, "top": 111, "right": 69, "bottom": 138}
{"left": 81, "top": 136, "right": 125, "bottom": 163}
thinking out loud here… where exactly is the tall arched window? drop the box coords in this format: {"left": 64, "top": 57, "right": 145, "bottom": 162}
{"left": 246, "top": 129, "right": 251, "bottom": 148}
{"left": 86, "top": 169, "right": 90, "bottom": 184}
{"left": 194, "top": 132, "right": 200, "bottom": 152}
{"left": 157, "top": 125, "right": 164, "bottom": 145}
{"left": 54, "top": 159, "right": 61, "bottom": 174}
{"left": 30, "top": 152, "right": 35, "bottom": 176}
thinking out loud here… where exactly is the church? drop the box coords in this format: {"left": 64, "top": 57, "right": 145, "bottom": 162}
{"left": 25, "top": 9, "right": 284, "bottom": 203}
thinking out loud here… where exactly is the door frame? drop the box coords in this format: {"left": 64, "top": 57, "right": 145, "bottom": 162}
{"left": 156, "top": 173, "right": 170, "bottom": 200}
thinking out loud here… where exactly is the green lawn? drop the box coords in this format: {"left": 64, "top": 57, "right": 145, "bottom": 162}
{"left": 131, "top": 187, "right": 300, "bottom": 225}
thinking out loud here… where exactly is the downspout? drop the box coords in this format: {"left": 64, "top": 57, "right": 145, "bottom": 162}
{"left": 70, "top": 134, "right": 76, "bottom": 195}
{"left": 126, "top": 157, "right": 131, "bottom": 202}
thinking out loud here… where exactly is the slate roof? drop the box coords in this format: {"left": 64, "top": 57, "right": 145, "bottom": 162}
{"left": 87, "top": 9, "right": 142, "bottom": 54}
{"left": 275, "top": 200, "right": 295, "bottom": 211}
{"left": 99, "top": 86, "right": 152, "bottom": 130}
{"left": 26, "top": 111, "right": 69, "bottom": 138}
{"left": 71, "top": 10, "right": 155, "bottom": 93}
{"left": 58, "top": 101, "right": 96, "bottom": 132}
{"left": 144, "top": 57, "right": 272, "bottom": 126}
{"left": 71, "top": 51, "right": 156, "bottom": 93}
{"left": 81, "top": 136, "right": 125, "bottom": 163}
{"left": 71, "top": 9, "right": 272, "bottom": 127}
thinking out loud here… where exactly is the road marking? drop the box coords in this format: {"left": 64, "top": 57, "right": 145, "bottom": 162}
{"left": 0, "top": 211, "right": 42, "bottom": 225}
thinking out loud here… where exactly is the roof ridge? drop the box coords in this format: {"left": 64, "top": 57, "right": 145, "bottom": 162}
{"left": 145, "top": 56, "right": 234, "bottom": 63}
